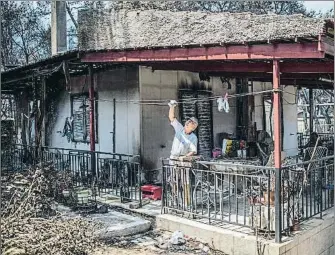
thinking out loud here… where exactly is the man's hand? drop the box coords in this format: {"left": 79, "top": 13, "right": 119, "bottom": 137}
{"left": 178, "top": 156, "right": 185, "bottom": 161}
{"left": 168, "top": 100, "right": 178, "bottom": 108}
{"left": 168, "top": 100, "right": 177, "bottom": 122}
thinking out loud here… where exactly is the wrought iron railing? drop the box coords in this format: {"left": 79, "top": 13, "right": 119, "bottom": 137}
{"left": 280, "top": 156, "right": 334, "bottom": 233}
{"left": 162, "top": 156, "right": 334, "bottom": 241}
{"left": 96, "top": 151, "right": 142, "bottom": 203}
{"left": 297, "top": 132, "right": 334, "bottom": 150}
{"left": 1, "top": 144, "right": 142, "bottom": 205}
{"left": 162, "top": 159, "right": 276, "bottom": 229}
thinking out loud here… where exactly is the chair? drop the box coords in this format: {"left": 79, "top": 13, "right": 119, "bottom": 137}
{"left": 304, "top": 146, "right": 328, "bottom": 205}
{"left": 192, "top": 168, "right": 234, "bottom": 218}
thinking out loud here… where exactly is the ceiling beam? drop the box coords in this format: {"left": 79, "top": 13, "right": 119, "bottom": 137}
{"left": 206, "top": 72, "right": 333, "bottom": 79}
{"left": 81, "top": 42, "right": 324, "bottom": 63}
{"left": 256, "top": 78, "right": 333, "bottom": 87}
{"left": 149, "top": 61, "right": 334, "bottom": 73}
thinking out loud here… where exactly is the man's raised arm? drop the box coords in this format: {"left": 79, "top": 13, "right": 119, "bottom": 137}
{"left": 168, "top": 100, "right": 177, "bottom": 122}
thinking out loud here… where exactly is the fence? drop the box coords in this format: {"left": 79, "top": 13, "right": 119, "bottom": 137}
{"left": 162, "top": 157, "right": 334, "bottom": 242}
{"left": 280, "top": 156, "right": 334, "bottom": 233}
{"left": 1, "top": 144, "right": 142, "bottom": 205}
{"left": 297, "top": 132, "right": 334, "bottom": 150}
{"left": 162, "top": 159, "right": 276, "bottom": 229}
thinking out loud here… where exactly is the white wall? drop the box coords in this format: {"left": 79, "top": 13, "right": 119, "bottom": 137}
{"left": 48, "top": 67, "right": 140, "bottom": 155}
{"left": 282, "top": 86, "right": 298, "bottom": 156}
{"left": 253, "top": 82, "right": 298, "bottom": 156}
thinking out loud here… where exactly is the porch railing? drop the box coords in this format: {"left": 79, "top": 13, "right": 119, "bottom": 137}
{"left": 162, "top": 157, "right": 334, "bottom": 241}
{"left": 1, "top": 144, "right": 142, "bottom": 205}
{"left": 297, "top": 132, "right": 334, "bottom": 150}
{"left": 280, "top": 156, "right": 334, "bottom": 233}
{"left": 162, "top": 159, "right": 276, "bottom": 230}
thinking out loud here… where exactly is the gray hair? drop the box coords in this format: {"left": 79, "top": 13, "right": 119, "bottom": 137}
{"left": 187, "top": 117, "right": 198, "bottom": 126}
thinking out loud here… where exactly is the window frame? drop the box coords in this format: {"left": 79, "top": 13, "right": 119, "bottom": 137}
{"left": 70, "top": 92, "right": 98, "bottom": 144}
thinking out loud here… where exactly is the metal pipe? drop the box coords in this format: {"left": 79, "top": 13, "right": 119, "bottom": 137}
{"left": 333, "top": 2, "right": 335, "bottom": 232}
{"left": 113, "top": 98, "right": 116, "bottom": 155}
{"left": 41, "top": 76, "right": 46, "bottom": 146}
{"left": 273, "top": 60, "right": 282, "bottom": 243}
{"left": 309, "top": 88, "right": 314, "bottom": 135}
{"left": 88, "top": 65, "right": 96, "bottom": 178}
{"left": 88, "top": 65, "right": 95, "bottom": 151}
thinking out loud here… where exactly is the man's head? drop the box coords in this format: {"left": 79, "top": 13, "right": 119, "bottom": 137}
{"left": 184, "top": 117, "right": 198, "bottom": 134}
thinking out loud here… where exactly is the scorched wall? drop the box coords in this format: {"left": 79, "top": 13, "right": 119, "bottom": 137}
{"left": 48, "top": 67, "right": 140, "bottom": 156}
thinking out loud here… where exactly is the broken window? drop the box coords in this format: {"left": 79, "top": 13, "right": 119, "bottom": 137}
{"left": 1, "top": 94, "right": 16, "bottom": 120}
{"left": 70, "top": 93, "right": 97, "bottom": 143}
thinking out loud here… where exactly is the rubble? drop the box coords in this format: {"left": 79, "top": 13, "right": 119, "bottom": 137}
{"left": 169, "top": 230, "right": 186, "bottom": 245}
{"left": 1, "top": 165, "right": 102, "bottom": 255}
{"left": 0, "top": 164, "right": 226, "bottom": 255}
{"left": 103, "top": 229, "right": 228, "bottom": 254}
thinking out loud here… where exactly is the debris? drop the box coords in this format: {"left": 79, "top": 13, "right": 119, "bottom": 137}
{"left": 97, "top": 204, "right": 109, "bottom": 214}
{"left": 169, "top": 230, "right": 186, "bottom": 245}
{"left": 203, "top": 245, "right": 210, "bottom": 253}
{"left": 1, "top": 164, "right": 102, "bottom": 255}
{"left": 155, "top": 237, "right": 169, "bottom": 250}
{"left": 128, "top": 199, "right": 150, "bottom": 209}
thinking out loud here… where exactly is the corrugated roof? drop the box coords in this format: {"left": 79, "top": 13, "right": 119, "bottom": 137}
{"left": 78, "top": 9, "right": 326, "bottom": 50}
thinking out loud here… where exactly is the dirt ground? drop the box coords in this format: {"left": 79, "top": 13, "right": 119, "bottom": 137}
{"left": 89, "top": 229, "right": 226, "bottom": 255}
{"left": 91, "top": 246, "right": 160, "bottom": 255}
{"left": 91, "top": 246, "right": 207, "bottom": 255}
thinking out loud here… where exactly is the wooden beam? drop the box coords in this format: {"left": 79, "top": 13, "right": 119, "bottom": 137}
{"left": 206, "top": 72, "right": 333, "bottom": 80}
{"left": 81, "top": 42, "right": 325, "bottom": 62}
{"left": 322, "top": 37, "right": 334, "bottom": 56}
{"left": 150, "top": 61, "right": 334, "bottom": 73}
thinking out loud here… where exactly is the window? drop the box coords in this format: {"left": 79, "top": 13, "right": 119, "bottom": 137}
{"left": 70, "top": 93, "right": 97, "bottom": 143}
{"left": 1, "top": 94, "right": 16, "bottom": 120}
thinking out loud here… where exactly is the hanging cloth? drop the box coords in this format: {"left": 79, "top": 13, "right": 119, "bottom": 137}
{"left": 217, "top": 93, "right": 230, "bottom": 113}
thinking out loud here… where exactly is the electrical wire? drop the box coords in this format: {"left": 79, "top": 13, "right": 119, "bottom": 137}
{"left": 92, "top": 89, "right": 277, "bottom": 105}
{"left": 91, "top": 89, "right": 300, "bottom": 107}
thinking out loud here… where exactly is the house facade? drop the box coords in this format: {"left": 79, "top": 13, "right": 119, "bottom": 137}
{"left": 2, "top": 8, "right": 332, "bottom": 177}
{"left": 44, "top": 64, "right": 298, "bottom": 177}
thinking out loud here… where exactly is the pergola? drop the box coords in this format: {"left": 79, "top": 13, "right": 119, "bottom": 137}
{"left": 78, "top": 23, "right": 334, "bottom": 242}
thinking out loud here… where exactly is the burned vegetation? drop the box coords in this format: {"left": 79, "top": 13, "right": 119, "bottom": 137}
{"left": 1, "top": 163, "right": 102, "bottom": 255}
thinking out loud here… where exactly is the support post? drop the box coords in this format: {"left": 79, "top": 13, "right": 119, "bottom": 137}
{"left": 309, "top": 88, "right": 313, "bottom": 135}
{"left": 88, "top": 65, "right": 96, "bottom": 177}
{"left": 33, "top": 77, "right": 38, "bottom": 165}
{"left": 41, "top": 76, "right": 46, "bottom": 147}
{"left": 113, "top": 98, "right": 116, "bottom": 155}
{"left": 273, "top": 60, "right": 282, "bottom": 243}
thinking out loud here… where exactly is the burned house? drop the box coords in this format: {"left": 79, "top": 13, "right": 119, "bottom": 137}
{"left": 1, "top": 8, "right": 334, "bottom": 249}
{"left": 2, "top": 9, "right": 333, "bottom": 170}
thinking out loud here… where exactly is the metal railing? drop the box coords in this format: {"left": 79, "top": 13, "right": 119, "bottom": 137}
{"left": 297, "top": 132, "right": 334, "bottom": 149}
{"left": 161, "top": 156, "right": 334, "bottom": 241}
{"left": 96, "top": 151, "right": 142, "bottom": 203}
{"left": 280, "top": 156, "right": 334, "bottom": 233}
{"left": 1, "top": 144, "right": 142, "bottom": 205}
{"left": 162, "top": 159, "right": 276, "bottom": 229}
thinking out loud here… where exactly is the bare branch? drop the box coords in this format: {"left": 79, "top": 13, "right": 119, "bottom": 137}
{"left": 66, "top": 2, "right": 78, "bottom": 29}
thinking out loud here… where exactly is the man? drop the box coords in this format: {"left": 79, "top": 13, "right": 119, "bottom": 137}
{"left": 168, "top": 100, "right": 198, "bottom": 161}
{"left": 167, "top": 100, "right": 198, "bottom": 208}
